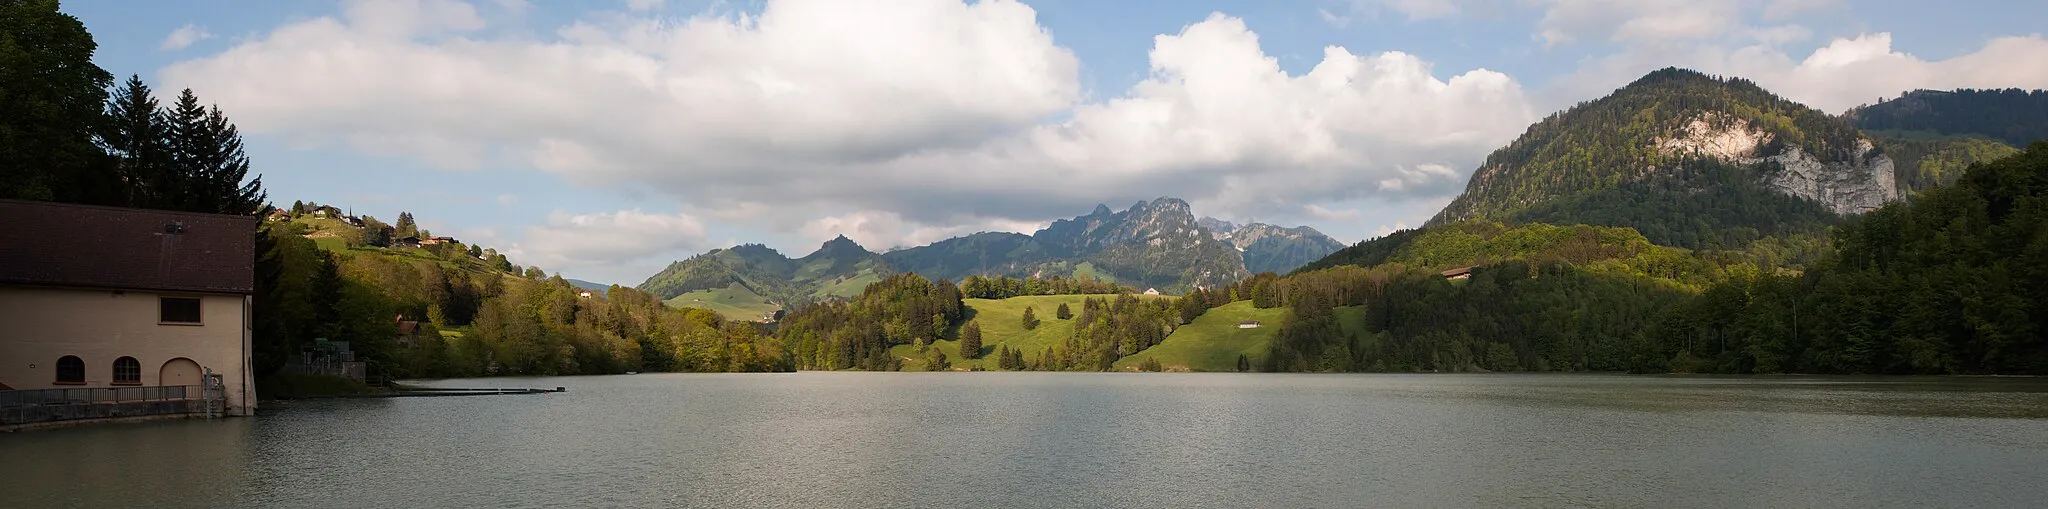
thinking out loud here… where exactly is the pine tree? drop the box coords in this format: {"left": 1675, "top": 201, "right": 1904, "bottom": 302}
{"left": 1021, "top": 306, "right": 1039, "bottom": 330}
{"left": 1056, "top": 302, "right": 1072, "bottom": 320}
{"left": 0, "top": 1, "right": 116, "bottom": 203}
{"left": 1237, "top": 354, "right": 1250, "bottom": 372}
{"left": 959, "top": 321, "right": 983, "bottom": 359}
{"left": 100, "top": 75, "right": 173, "bottom": 208}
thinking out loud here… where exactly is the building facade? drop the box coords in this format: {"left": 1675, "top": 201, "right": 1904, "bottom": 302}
{"left": 0, "top": 200, "right": 258, "bottom": 416}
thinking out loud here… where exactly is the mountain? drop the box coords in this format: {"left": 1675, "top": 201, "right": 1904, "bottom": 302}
{"left": 1428, "top": 67, "right": 1897, "bottom": 249}
{"left": 565, "top": 278, "right": 612, "bottom": 293}
{"left": 1848, "top": 88, "right": 2048, "bottom": 148}
{"left": 637, "top": 237, "right": 892, "bottom": 311}
{"left": 642, "top": 198, "right": 1311, "bottom": 308}
{"left": 1199, "top": 219, "right": 1346, "bottom": 274}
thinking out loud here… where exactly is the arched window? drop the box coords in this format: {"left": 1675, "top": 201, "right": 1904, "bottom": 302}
{"left": 113, "top": 357, "right": 142, "bottom": 385}
{"left": 55, "top": 356, "right": 85, "bottom": 384}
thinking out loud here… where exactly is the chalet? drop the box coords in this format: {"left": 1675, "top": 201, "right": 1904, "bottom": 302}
{"left": 578, "top": 291, "right": 594, "bottom": 299}
{"left": 394, "top": 235, "right": 421, "bottom": 248}
{"left": 266, "top": 209, "right": 291, "bottom": 222}
{"left": 343, "top": 216, "right": 365, "bottom": 228}
{"left": 420, "top": 236, "right": 458, "bottom": 246}
{"left": 1143, "top": 288, "right": 1161, "bottom": 296}
{"left": 395, "top": 316, "right": 420, "bottom": 347}
{"left": 0, "top": 199, "right": 259, "bottom": 421}
{"left": 1237, "top": 320, "right": 1262, "bottom": 329}
{"left": 1440, "top": 266, "right": 1475, "bottom": 281}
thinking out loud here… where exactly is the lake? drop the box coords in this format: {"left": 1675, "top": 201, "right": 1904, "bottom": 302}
{"left": 5, "top": 373, "right": 2048, "bottom": 508}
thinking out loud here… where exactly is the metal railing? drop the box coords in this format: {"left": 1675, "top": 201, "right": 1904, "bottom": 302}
{"left": 0, "top": 385, "right": 198, "bottom": 408}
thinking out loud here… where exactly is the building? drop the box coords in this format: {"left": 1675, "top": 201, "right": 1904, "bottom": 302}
{"left": 1440, "top": 266, "right": 1475, "bottom": 281}
{"left": 394, "top": 235, "right": 421, "bottom": 248}
{"left": 1143, "top": 288, "right": 1161, "bottom": 296}
{"left": 1237, "top": 320, "right": 1262, "bottom": 329}
{"left": 420, "top": 236, "right": 458, "bottom": 246}
{"left": 0, "top": 199, "right": 258, "bottom": 417}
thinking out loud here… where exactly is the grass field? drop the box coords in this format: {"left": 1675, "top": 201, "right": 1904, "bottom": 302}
{"left": 1113, "top": 301, "right": 1288, "bottom": 372}
{"left": 888, "top": 294, "right": 1174, "bottom": 371}
{"left": 664, "top": 284, "right": 782, "bottom": 321}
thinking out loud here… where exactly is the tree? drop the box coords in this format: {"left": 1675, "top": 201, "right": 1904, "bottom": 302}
{"left": 1021, "top": 306, "right": 1039, "bottom": 330}
{"left": 396, "top": 212, "right": 418, "bottom": 238}
{"left": 165, "top": 88, "right": 264, "bottom": 215}
{"left": 467, "top": 244, "right": 483, "bottom": 258}
{"left": 1139, "top": 357, "right": 1163, "bottom": 372}
{"left": 100, "top": 75, "right": 172, "bottom": 208}
{"left": 959, "top": 321, "right": 983, "bottom": 359}
{"left": 1056, "top": 302, "right": 1072, "bottom": 320}
{"left": 360, "top": 216, "right": 394, "bottom": 247}
{"left": 923, "top": 348, "right": 950, "bottom": 371}
{"left": 1237, "top": 354, "right": 1250, "bottom": 372}
{"left": 0, "top": 0, "right": 115, "bottom": 203}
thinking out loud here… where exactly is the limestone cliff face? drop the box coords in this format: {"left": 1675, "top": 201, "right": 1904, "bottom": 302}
{"left": 1656, "top": 113, "right": 1899, "bottom": 214}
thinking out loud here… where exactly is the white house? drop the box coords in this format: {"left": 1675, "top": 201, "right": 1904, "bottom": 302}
{"left": 0, "top": 199, "right": 258, "bottom": 418}
{"left": 1143, "top": 288, "right": 1160, "bottom": 296}
{"left": 1237, "top": 320, "right": 1262, "bottom": 329}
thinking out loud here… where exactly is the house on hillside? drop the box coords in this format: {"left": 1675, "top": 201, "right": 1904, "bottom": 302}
{"left": 1441, "top": 266, "right": 1475, "bottom": 281}
{"left": 1143, "top": 288, "right": 1160, "bottom": 295}
{"left": 578, "top": 291, "right": 593, "bottom": 299}
{"left": 1237, "top": 320, "right": 1262, "bottom": 329}
{"left": 421, "top": 236, "right": 458, "bottom": 246}
{"left": 0, "top": 199, "right": 259, "bottom": 420}
{"left": 266, "top": 209, "right": 290, "bottom": 222}
{"left": 395, "top": 316, "right": 420, "bottom": 347}
{"left": 343, "top": 215, "right": 365, "bottom": 228}
{"left": 394, "top": 235, "right": 421, "bottom": 248}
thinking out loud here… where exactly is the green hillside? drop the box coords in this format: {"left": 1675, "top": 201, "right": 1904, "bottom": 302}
{"left": 1113, "top": 301, "right": 1285, "bottom": 372}
{"left": 663, "top": 284, "right": 781, "bottom": 321}
{"left": 886, "top": 294, "right": 1173, "bottom": 371}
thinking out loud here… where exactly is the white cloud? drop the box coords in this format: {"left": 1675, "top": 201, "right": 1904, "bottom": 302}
{"left": 1318, "top": 8, "right": 1351, "bottom": 29}
{"left": 164, "top": 3, "right": 1534, "bottom": 237}
{"left": 160, "top": 24, "right": 213, "bottom": 51}
{"left": 1351, "top": 0, "right": 1467, "bottom": 20}
{"left": 1762, "top": 0, "right": 1841, "bottom": 21}
{"left": 625, "top": 0, "right": 665, "bottom": 12}
{"left": 1533, "top": 0, "right": 1741, "bottom": 47}
{"left": 1304, "top": 204, "right": 1361, "bottom": 221}
{"left": 495, "top": 193, "right": 518, "bottom": 206}
{"left": 1551, "top": 32, "right": 2048, "bottom": 113}
{"left": 798, "top": 211, "right": 1048, "bottom": 251}
{"left": 514, "top": 209, "right": 710, "bottom": 280}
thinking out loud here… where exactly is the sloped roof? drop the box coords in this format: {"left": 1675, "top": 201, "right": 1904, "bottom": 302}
{"left": 0, "top": 199, "right": 256, "bottom": 294}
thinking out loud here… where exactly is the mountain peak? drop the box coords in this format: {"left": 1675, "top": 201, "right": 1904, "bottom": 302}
{"left": 1091, "top": 204, "right": 1112, "bottom": 216}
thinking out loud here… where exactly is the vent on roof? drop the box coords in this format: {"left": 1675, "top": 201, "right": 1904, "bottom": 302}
{"left": 164, "top": 221, "right": 186, "bottom": 234}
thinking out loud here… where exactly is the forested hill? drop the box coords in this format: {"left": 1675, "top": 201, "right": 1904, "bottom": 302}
{"left": 1427, "top": 67, "right": 1890, "bottom": 250}
{"left": 1849, "top": 89, "right": 2048, "bottom": 147}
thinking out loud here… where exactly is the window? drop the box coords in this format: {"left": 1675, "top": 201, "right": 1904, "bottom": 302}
{"left": 56, "top": 356, "right": 85, "bottom": 384}
{"left": 113, "top": 357, "right": 141, "bottom": 385}
{"left": 160, "top": 297, "right": 202, "bottom": 324}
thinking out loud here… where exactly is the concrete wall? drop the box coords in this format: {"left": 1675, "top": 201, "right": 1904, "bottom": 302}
{"left": 0, "top": 285, "right": 255, "bottom": 416}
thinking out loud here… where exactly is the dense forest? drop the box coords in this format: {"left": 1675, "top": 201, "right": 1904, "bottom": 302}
{"left": 1849, "top": 89, "right": 2048, "bottom": 147}
{"left": 1268, "top": 143, "right": 2048, "bottom": 374}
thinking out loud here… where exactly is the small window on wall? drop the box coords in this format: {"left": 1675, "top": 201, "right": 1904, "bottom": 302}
{"left": 160, "top": 297, "right": 202, "bottom": 324}
{"left": 56, "top": 356, "right": 85, "bottom": 384}
{"left": 113, "top": 357, "right": 142, "bottom": 385}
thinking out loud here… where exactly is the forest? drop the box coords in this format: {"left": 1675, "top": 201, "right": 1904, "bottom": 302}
{"left": 1265, "top": 143, "right": 2048, "bottom": 375}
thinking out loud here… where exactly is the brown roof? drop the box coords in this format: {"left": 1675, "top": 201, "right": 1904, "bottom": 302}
{"left": 0, "top": 199, "right": 257, "bottom": 294}
{"left": 1440, "top": 266, "right": 1475, "bottom": 277}
{"left": 397, "top": 321, "right": 419, "bottom": 335}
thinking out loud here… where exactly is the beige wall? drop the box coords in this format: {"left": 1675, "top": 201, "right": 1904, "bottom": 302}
{"left": 0, "top": 285, "right": 255, "bottom": 416}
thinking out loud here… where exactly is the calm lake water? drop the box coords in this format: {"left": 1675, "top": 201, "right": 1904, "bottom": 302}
{"left": 5, "top": 373, "right": 2048, "bottom": 508}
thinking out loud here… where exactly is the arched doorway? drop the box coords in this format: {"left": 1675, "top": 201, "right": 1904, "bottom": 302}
{"left": 159, "top": 358, "right": 202, "bottom": 387}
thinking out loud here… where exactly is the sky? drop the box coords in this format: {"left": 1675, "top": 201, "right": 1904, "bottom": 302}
{"left": 64, "top": 0, "right": 2048, "bottom": 284}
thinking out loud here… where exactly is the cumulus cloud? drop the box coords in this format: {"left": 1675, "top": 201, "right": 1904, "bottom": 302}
{"left": 162, "top": 1, "right": 1534, "bottom": 242}
{"left": 160, "top": 24, "right": 213, "bottom": 51}
{"left": 1552, "top": 32, "right": 2048, "bottom": 113}
{"left": 513, "top": 209, "right": 710, "bottom": 280}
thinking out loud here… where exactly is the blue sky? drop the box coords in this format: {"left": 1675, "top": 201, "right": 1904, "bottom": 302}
{"left": 63, "top": 0, "right": 2048, "bottom": 284}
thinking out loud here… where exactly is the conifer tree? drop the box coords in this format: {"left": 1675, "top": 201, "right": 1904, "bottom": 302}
{"left": 959, "top": 321, "right": 983, "bottom": 359}
{"left": 1056, "top": 302, "right": 1072, "bottom": 320}
{"left": 1021, "top": 306, "right": 1039, "bottom": 330}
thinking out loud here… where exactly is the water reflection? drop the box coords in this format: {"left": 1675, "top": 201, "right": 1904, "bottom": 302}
{"left": 1, "top": 373, "right": 2044, "bottom": 508}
